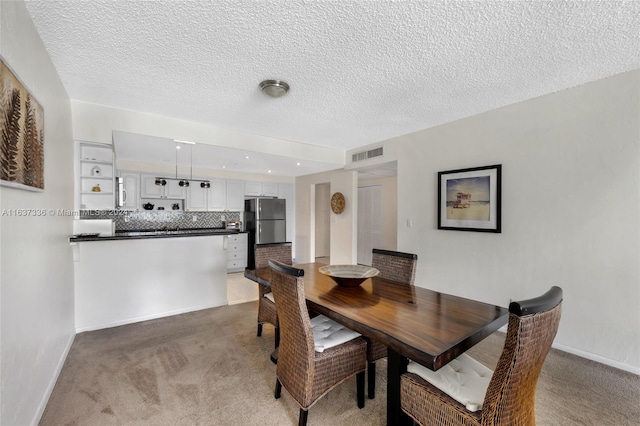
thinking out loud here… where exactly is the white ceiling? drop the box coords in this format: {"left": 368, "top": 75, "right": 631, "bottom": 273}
{"left": 25, "top": 1, "right": 640, "bottom": 172}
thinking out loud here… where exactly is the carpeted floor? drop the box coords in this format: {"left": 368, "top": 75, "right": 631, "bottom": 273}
{"left": 40, "top": 302, "right": 639, "bottom": 425}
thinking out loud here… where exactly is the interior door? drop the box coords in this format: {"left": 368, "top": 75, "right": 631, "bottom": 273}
{"left": 357, "top": 185, "right": 383, "bottom": 265}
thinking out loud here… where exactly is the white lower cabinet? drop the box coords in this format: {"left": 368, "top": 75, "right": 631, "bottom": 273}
{"left": 226, "top": 233, "right": 247, "bottom": 273}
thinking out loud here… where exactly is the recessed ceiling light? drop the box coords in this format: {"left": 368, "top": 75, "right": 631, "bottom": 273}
{"left": 176, "top": 146, "right": 181, "bottom": 150}
{"left": 259, "top": 80, "right": 290, "bottom": 98}
{"left": 222, "top": 165, "right": 226, "bottom": 169}
{"left": 296, "top": 162, "right": 301, "bottom": 166}
{"left": 245, "top": 155, "right": 250, "bottom": 159}
{"left": 268, "top": 170, "right": 272, "bottom": 174}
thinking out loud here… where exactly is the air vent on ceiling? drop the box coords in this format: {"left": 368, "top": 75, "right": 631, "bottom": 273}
{"left": 352, "top": 147, "right": 383, "bottom": 162}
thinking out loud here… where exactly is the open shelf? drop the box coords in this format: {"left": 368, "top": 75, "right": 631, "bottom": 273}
{"left": 77, "top": 142, "right": 115, "bottom": 210}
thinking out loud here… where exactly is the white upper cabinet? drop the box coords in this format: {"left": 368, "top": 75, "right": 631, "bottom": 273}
{"left": 208, "top": 179, "right": 227, "bottom": 211}
{"left": 140, "top": 174, "right": 186, "bottom": 199}
{"left": 244, "top": 181, "right": 262, "bottom": 196}
{"left": 186, "top": 181, "right": 208, "bottom": 211}
{"left": 226, "top": 179, "right": 245, "bottom": 211}
{"left": 245, "top": 181, "right": 278, "bottom": 197}
{"left": 262, "top": 182, "right": 278, "bottom": 197}
{"left": 119, "top": 172, "right": 139, "bottom": 210}
{"left": 141, "top": 175, "right": 163, "bottom": 198}
{"left": 165, "top": 179, "right": 187, "bottom": 198}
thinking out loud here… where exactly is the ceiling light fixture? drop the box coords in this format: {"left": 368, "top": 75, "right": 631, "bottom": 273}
{"left": 259, "top": 79, "right": 290, "bottom": 98}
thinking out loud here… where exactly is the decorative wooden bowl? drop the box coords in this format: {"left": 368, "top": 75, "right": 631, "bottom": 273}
{"left": 319, "top": 265, "right": 379, "bottom": 288}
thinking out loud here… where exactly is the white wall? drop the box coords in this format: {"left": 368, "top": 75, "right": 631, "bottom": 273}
{"left": 388, "top": 70, "right": 639, "bottom": 373}
{"left": 0, "top": 2, "right": 76, "bottom": 424}
{"left": 74, "top": 236, "right": 228, "bottom": 331}
{"left": 295, "top": 169, "right": 358, "bottom": 264}
{"left": 314, "top": 183, "right": 330, "bottom": 258}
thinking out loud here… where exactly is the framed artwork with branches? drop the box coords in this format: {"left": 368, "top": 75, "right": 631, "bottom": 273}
{"left": 1, "top": 57, "right": 44, "bottom": 191}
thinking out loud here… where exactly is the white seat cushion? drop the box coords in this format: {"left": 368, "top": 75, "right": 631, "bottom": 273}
{"left": 407, "top": 353, "right": 493, "bottom": 412}
{"left": 310, "top": 315, "right": 361, "bottom": 353}
{"left": 264, "top": 292, "right": 275, "bottom": 303}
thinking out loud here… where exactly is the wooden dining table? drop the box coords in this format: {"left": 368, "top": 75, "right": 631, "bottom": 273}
{"left": 246, "top": 262, "right": 509, "bottom": 425}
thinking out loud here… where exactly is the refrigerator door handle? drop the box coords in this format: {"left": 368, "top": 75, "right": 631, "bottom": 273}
{"left": 116, "top": 178, "right": 125, "bottom": 207}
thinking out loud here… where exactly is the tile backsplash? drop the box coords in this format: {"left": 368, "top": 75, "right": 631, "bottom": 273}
{"left": 80, "top": 210, "right": 242, "bottom": 231}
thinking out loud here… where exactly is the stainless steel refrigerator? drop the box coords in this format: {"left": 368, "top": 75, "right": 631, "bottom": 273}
{"left": 244, "top": 198, "right": 287, "bottom": 269}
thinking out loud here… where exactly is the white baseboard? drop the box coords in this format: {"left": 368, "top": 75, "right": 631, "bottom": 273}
{"left": 228, "top": 296, "right": 259, "bottom": 305}
{"left": 75, "top": 302, "right": 225, "bottom": 333}
{"left": 32, "top": 332, "right": 76, "bottom": 426}
{"left": 552, "top": 342, "right": 640, "bottom": 376}
{"left": 497, "top": 325, "right": 639, "bottom": 376}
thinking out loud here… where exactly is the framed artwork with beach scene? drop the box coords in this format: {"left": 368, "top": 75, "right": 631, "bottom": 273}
{"left": 438, "top": 164, "right": 501, "bottom": 233}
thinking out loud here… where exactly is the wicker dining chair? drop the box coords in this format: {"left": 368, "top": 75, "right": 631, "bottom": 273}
{"left": 255, "top": 242, "right": 292, "bottom": 348}
{"left": 269, "top": 260, "right": 367, "bottom": 426}
{"left": 367, "top": 248, "right": 418, "bottom": 399}
{"left": 400, "top": 286, "right": 563, "bottom": 426}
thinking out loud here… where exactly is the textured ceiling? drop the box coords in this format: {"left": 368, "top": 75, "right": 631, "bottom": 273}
{"left": 25, "top": 1, "right": 640, "bottom": 153}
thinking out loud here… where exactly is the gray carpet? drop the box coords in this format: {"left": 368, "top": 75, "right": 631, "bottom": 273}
{"left": 40, "top": 302, "right": 639, "bottom": 425}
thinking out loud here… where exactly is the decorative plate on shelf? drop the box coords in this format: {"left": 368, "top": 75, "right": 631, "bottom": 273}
{"left": 319, "top": 264, "right": 379, "bottom": 288}
{"left": 331, "top": 192, "right": 346, "bottom": 214}
{"left": 91, "top": 165, "right": 102, "bottom": 176}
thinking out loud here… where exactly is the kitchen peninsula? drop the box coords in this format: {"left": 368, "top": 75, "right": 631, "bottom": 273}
{"left": 70, "top": 229, "right": 244, "bottom": 332}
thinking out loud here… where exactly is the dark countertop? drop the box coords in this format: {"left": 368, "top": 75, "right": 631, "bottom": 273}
{"left": 69, "top": 228, "right": 247, "bottom": 242}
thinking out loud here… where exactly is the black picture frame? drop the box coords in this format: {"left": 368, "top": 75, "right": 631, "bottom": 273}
{"left": 438, "top": 164, "right": 501, "bottom": 233}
